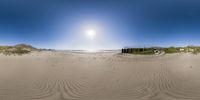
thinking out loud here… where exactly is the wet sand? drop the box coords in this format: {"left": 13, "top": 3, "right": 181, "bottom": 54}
{"left": 0, "top": 51, "right": 200, "bottom": 100}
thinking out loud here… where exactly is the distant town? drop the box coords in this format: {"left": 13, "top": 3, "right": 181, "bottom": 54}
{"left": 122, "top": 46, "right": 200, "bottom": 55}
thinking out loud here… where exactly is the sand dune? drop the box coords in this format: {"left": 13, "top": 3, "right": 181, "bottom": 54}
{"left": 0, "top": 51, "right": 200, "bottom": 100}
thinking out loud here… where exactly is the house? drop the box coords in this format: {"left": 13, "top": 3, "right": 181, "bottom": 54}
{"left": 188, "top": 48, "right": 194, "bottom": 52}
{"left": 153, "top": 47, "right": 162, "bottom": 54}
{"left": 179, "top": 48, "right": 185, "bottom": 52}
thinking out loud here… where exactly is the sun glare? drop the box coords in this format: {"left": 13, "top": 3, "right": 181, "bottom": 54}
{"left": 86, "top": 29, "right": 96, "bottom": 40}
{"left": 87, "top": 49, "right": 97, "bottom": 52}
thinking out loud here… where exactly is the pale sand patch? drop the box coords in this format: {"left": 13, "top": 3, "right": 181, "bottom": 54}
{"left": 0, "top": 51, "right": 200, "bottom": 100}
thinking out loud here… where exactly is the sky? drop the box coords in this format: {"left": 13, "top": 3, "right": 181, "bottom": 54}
{"left": 0, "top": 0, "right": 200, "bottom": 50}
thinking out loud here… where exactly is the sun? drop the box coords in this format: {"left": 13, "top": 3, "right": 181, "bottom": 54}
{"left": 85, "top": 29, "right": 96, "bottom": 40}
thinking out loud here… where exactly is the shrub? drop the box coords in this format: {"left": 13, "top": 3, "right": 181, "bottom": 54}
{"left": 164, "top": 47, "right": 178, "bottom": 53}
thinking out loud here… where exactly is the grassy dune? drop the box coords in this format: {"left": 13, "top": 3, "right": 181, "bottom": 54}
{"left": 0, "top": 44, "right": 36, "bottom": 55}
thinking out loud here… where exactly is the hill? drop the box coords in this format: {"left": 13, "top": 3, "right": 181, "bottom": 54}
{"left": 0, "top": 44, "right": 37, "bottom": 55}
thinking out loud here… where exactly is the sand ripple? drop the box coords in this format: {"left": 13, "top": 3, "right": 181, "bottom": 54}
{"left": 0, "top": 52, "right": 200, "bottom": 100}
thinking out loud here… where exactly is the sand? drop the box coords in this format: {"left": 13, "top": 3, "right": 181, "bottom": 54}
{"left": 0, "top": 51, "right": 200, "bottom": 100}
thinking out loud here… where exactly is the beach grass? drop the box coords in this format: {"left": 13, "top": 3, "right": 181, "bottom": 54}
{"left": 164, "top": 47, "right": 179, "bottom": 53}
{"left": 0, "top": 44, "right": 35, "bottom": 55}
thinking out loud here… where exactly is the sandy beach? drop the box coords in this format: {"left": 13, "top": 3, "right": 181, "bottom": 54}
{"left": 0, "top": 51, "right": 200, "bottom": 100}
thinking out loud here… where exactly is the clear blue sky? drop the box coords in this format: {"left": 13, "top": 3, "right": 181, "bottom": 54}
{"left": 0, "top": 0, "right": 200, "bottom": 50}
